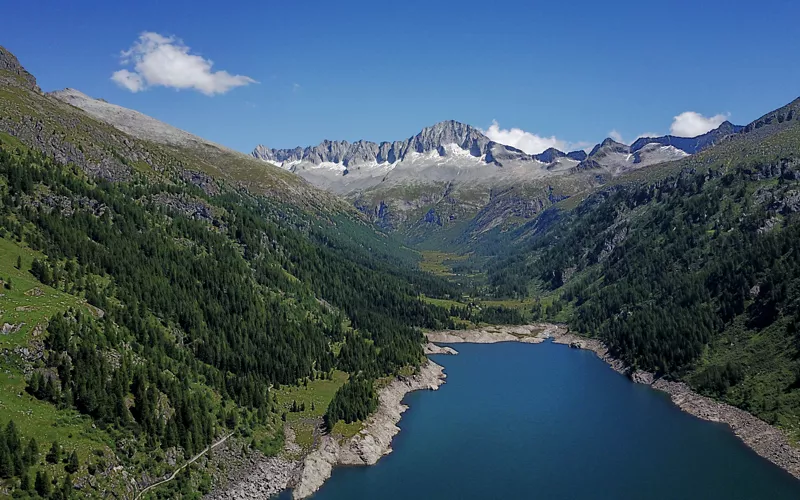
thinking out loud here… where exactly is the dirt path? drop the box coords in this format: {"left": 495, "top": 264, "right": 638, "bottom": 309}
{"left": 135, "top": 432, "right": 234, "bottom": 499}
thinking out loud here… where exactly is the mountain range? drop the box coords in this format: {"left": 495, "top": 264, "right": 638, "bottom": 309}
{"left": 251, "top": 116, "right": 742, "bottom": 241}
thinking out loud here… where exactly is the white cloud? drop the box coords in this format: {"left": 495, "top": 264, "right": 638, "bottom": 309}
{"left": 670, "top": 111, "right": 729, "bottom": 138}
{"left": 483, "top": 121, "right": 569, "bottom": 155}
{"left": 111, "top": 32, "right": 256, "bottom": 96}
{"left": 608, "top": 129, "right": 624, "bottom": 143}
{"left": 110, "top": 69, "right": 144, "bottom": 92}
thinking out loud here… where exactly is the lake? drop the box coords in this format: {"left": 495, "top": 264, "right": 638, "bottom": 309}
{"left": 294, "top": 341, "right": 800, "bottom": 499}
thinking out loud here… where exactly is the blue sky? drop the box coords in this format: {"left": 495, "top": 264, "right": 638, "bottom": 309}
{"left": 3, "top": 0, "right": 799, "bottom": 154}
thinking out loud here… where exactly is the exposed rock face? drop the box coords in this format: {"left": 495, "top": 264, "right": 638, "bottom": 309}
{"left": 253, "top": 120, "right": 508, "bottom": 168}
{"left": 291, "top": 359, "right": 447, "bottom": 499}
{"left": 251, "top": 119, "right": 725, "bottom": 239}
{"left": 0, "top": 45, "right": 39, "bottom": 91}
{"left": 51, "top": 88, "right": 231, "bottom": 151}
{"left": 566, "top": 150, "right": 588, "bottom": 161}
{"left": 576, "top": 136, "right": 688, "bottom": 174}
{"left": 1, "top": 323, "right": 23, "bottom": 335}
{"left": 533, "top": 147, "right": 566, "bottom": 164}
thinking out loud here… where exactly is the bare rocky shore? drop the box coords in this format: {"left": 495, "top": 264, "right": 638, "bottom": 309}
{"left": 208, "top": 355, "right": 448, "bottom": 499}
{"left": 292, "top": 357, "right": 447, "bottom": 498}
{"left": 547, "top": 329, "right": 800, "bottom": 480}
{"left": 425, "top": 323, "right": 567, "bottom": 344}
{"left": 205, "top": 452, "right": 299, "bottom": 500}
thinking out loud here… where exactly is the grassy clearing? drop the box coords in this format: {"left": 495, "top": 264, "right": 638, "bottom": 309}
{"left": 0, "top": 370, "right": 113, "bottom": 471}
{"left": 273, "top": 370, "right": 357, "bottom": 452}
{"left": 419, "top": 294, "right": 463, "bottom": 309}
{"left": 0, "top": 236, "right": 88, "bottom": 348}
{"left": 418, "top": 250, "right": 469, "bottom": 277}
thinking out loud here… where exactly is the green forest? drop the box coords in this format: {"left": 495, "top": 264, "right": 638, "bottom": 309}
{"left": 0, "top": 141, "right": 460, "bottom": 497}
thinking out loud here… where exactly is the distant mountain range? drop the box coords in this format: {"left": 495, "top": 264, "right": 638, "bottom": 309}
{"left": 251, "top": 119, "right": 742, "bottom": 196}
{"left": 250, "top": 117, "right": 743, "bottom": 240}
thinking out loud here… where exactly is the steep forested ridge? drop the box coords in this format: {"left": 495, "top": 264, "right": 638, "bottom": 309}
{"left": 0, "top": 136, "right": 454, "bottom": 497}
{"left": 487, "top": 97, "right": 800, "bottom": 435}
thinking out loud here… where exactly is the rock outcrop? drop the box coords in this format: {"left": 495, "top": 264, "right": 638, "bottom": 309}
{"left": 204, "top": 448, "right": 299, "bottom": 500}
{"left": 0, "top": 45, "right": 39, "bottom": 92}
{"left": 423, "top": 342, "right": 459, "bottom": 355}
{"left": 253, "top": 120, "right": 517, "bottom": 168}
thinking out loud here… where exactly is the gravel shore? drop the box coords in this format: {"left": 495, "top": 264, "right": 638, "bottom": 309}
{"left": 425, "top": 323, "right": 567, "bottom": 344}
{"left": 548, "top": 328, "right": 800, "bottom": 480}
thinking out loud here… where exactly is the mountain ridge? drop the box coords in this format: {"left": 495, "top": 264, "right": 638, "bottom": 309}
{"left": 253, "top": 119, "right": 533, "bottom": 168}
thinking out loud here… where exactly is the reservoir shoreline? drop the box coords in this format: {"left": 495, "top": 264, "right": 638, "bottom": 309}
{"left": 207, "top": 355, "right": 449, "bottom": 499}
{"left": 427, "top": 324, "right": 800, "bottom": 481}
{"left": 209, "top": 323, "right": 800, "bottom": 499}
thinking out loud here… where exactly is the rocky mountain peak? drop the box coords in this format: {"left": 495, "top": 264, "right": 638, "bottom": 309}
{"left": 566, "top": 150, "right": 588, "bottom": 162}
{"left": 253, "top": 120, "right": 501, "bottom": 167}
{"left": 0, "top": 46, "right": 40, "bottom": 92}
{"left": 407, "top": 120, "right": 489, "bottom": 157}
{"left": 533, "top": 148, "right": 587, "bottom": 163}
{"left": 533, "top": 147, "right": 566, "bottom": 163}
{"left": 589, "top": 138, "right": 630, "bottom": 157}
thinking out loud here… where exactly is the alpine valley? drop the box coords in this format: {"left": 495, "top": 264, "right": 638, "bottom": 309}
{"left": 251, "top": 119, "right": 739, "bottom": 247}
{"left": 3, "top": 37, "right": 800, "bottom": 500}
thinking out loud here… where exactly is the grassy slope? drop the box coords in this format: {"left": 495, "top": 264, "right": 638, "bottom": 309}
{"left": 0, "top": 235, "right": 121, "bottom": 491}
{"left": 0, "top": 78, "right": 352, "bottom": 218}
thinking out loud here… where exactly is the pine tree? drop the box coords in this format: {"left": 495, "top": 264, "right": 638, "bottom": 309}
{"left": 46, "top": 440, "right": 61, "bottom": 464}
{"left": 5, "top": 420, "right": 22, "bottom": 475}
{"left": 0, "top": 438, "right": 12, "bottom": 478}
{"left": 15, "top": 255, "right": 21, "bottom": 270}
{"left": 65, "top": 450, "right": 79, "bottom": 473}
{"left": 20, "top": 471, "right": 32, "bottom": 492}
{"left": 60, "top": 473, "right": 74, "bottom": 498}
{"left": 23, "top": 437, "right": 38, "bottom": 467}
{"left": 35, "top": 469, "right": 52, "bottom": 497}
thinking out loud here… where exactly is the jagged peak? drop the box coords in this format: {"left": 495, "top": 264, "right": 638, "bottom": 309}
{"left": 412, "top": 120, "right": 486, "bottom": 141}
{"left": 589, "top": 138, "right": 629, "bottom": 157}
{"left": 533, "top": 147, "right": 566, "bottom": 163}
{"left": 254, "top": 119, "right": 498, "bottom": 166}
{"left": 566, "top": 150, "right": 588, "bottom": 162}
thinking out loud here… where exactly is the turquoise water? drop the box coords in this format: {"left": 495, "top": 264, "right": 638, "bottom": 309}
{"left": 292, "top": 341, "right": 800, "bottom": 499}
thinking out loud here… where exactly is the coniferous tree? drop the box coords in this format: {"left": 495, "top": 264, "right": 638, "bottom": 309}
{"left": 35, "top": 469, "right": 52, "bottom": 497}
{"left": 65, "top": 450, "right": 79, "bottom": 473}
{"left": 23, "top": 437, "right": 38, "bottom": 466}
{"left": 0, "top": 438, "right": 12, "bottom": 479}
{"left": 46, "top": 440, "right": 61, "bottom": 464}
